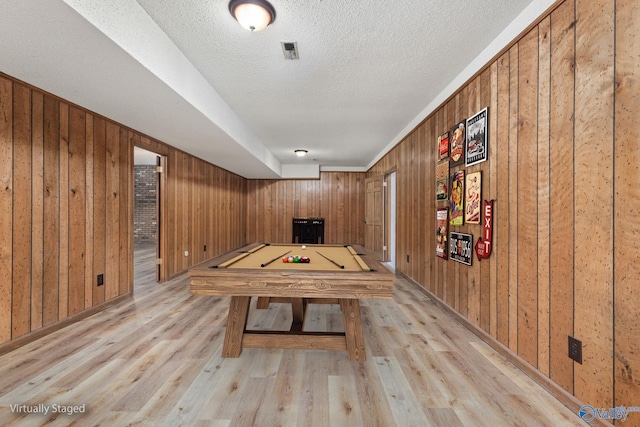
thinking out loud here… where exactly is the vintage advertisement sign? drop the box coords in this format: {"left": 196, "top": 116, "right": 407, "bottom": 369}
{"left": 475, "top": 200, "right": 494, "bottom": 260}
{"left": 465, "top": 107, "right": 488, "bottom": 167}
{"left": 449, "top": 121, "right": 465, "bottom": 167}
{"left": 449, "top": 232, "right": 473, "bottom": 265}
{"left": 449, "top": 170, "right": 465, "bottom": 226}
{"left": 436, "top": 160, "right": 449, "bottom": 201}
{"left": 436, "top": 208, "right": 448, "bottom": 259}
{"left": 465, "top": 171, "right": 481, "bottom": 224}
{"left": 438, "top": 131, "right": 449, "bottom": 160}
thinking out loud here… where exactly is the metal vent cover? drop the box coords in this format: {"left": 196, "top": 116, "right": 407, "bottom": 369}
{"left": 281, "top": 41, "right": 299, "bottom": 60}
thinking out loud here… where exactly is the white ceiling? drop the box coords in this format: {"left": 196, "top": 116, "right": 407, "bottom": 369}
{"left": 0, "top": 0, "right": 554, "bottom": 178}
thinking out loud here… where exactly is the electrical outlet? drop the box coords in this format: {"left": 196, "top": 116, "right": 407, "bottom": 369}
{"left": 569, "top": 335, "right": 582, "bottom": 364}
{"left": 97, "top": 274, "right": 104, "bottom": 286}
{"left": 184, "top": 250, "right": 189, "bottom": 257}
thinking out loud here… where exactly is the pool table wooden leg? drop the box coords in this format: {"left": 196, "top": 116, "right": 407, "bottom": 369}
{"left": 255, "top": 297, "right": 270, "bottom": 309}
{"left": 222, "top": 296, "right": 251, "bottom": 358}
{"left": 340, "top": 299, "right": 366, "bottom": 361}
{"left": 290, "top": 298, "right": 307, "bottom": 331}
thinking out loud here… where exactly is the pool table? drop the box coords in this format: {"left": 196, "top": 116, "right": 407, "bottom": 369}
{"left": 188, "top": 243, "right": 394, "bottom": 361}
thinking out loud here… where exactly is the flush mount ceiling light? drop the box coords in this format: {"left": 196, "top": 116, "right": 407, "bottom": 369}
{"left": 229, "top": 0, "right": 276, "bottom": 32}
{"left": 295, "top": 150, "right": 308, "bottom": 157}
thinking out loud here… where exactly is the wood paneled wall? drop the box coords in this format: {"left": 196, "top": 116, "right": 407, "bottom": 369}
{"left": 368, "top": 0, "right": 640, "bottom": 416}
{"left": 246, "top": 173, "right": 365, "bottom": 244}
{"left": 163, "top": 147, "right": 246, "bottom": 278}
{"left": 0, "top": 73, "right": 247, "bottom": 348}
{"left": 0, "top": 75, "right": 133, "bottom": 344}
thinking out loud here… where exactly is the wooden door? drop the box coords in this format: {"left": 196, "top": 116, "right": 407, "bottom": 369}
{"left": 364, "top": 176, "right": 384, "bottom": 260}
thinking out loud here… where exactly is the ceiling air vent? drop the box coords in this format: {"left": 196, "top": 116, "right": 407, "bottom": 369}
{"left": 281, "top": 41, "right": 299, "bottom": 60}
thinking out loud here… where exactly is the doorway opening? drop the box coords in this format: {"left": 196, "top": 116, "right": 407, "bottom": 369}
{"left": 133, "top": 146, "right": 164, "bottom": 286}
{"left": 384, "top": 171, "right": 397, "bottom": 269}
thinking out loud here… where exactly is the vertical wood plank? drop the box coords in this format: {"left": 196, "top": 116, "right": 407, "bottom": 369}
{"left": 443, "top": 96, "right": 458, "bottom": 309}
{"left": 435, "top": 114, "right": 445, "bottom": 303}
{"left": 0, "top": 77, "right": 13, "bottom": 342}
{"left": 573, "top": 0, "right": 614, "bottom": 408}
{"left": 105, "top": 122, "right": 120, "bottom": 300}
{"left": 507, "top": 45, "right": 519, "bottom": 353}
{"left": 31, "top": 91, "right": 44, "bottom": 330}
{"left": 459, "top": 87, "right": 470, "bottom": 317}
{"left": 614, "top": 0, "right": 640, "bottom": 410}
{"left": 199, "top": 160, "right": 206, "bottom": 262}
{"left": 246, "top": 179, "right": 255, "bottom": 243}
{"left": 84, "top": 114, "right": 94, "bottom": 308}
{"left": 465, "top": 76, "right": 480, "bottom": 326}
{"left": 190, "top": 158, "right": 198, "bottom": 263}
{"left": 452, "top": 93, "right": 463, "bottom": 313}
{"left": 167, "top": 147, "right": 178, "bottom": 275}
{"left": 204, "top": 162, "right": 212, "bottom": 256}
{"left": 42, "top": 95, "right": 60, "bottom": 325}
{"left": 58, "top": 102, "right": 69, "bottom": 320}
{"left": 495, "top": 52, "right": 510, "bottom": 346}
{"left": 175, "top": 152, "right": 184, "bottom": 272}
{"left": 517, "top": 27, "right": 539, "bottom": 367}
{"left": 478, "top": 68, "right": 491, "bottom": 333}
{"left": 336, "top": 173, "right": 345, "bottom": 244}
{"left": 549, "top": 0, "right": 575, "bottom": 394}
{"left": 119, "top": 127, "right": 129, "bottom": 295}
{"left": 129, "top": 135, "right": 136, "bottom": 286}
{"left": 488, "top": 60, "right": 499, "bottom": 339}
{"left": 12, "top": 83, "right": 32, "bottom": 339}
{"left": 92, "top": 116, "right": 106, "bottom": 305}
{"left": 537, "top": 15, "right": 552, "bottom": 377}
{"left": 68, "top": 106, "right": 86, "bottom": 315}
{"left": 184, "top": 155, "right": 192, "bottom": 270}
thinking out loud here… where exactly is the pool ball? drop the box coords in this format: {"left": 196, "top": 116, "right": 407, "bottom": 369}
{"left": 282, "top": 257, "right": 289, "bottom": 263}
{"left": 287, "top": 256, "right": 294, "bottom": 263}
{"left": 301, "top": 245, "right": 306, "bottom": 250}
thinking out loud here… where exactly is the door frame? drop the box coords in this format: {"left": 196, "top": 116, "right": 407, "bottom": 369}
{"left": 383, "top": 170, "right": 397, "bottom": 265}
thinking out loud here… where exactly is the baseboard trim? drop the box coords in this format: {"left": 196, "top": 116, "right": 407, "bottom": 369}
{"left": 0, "top": 293, "right": 132, "bottom": 357}
{"left": 396, "top": 271, "right": 613, "bottom": 427}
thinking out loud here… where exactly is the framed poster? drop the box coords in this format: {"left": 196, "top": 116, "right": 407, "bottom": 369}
{"left": 465, "top": 107, "right": 488, "bottom": 166}
{"left": 449, "top": 232, "right": 473, "bottom": 265}
{"left": 449, "top": 121, "right": 465, "bottom": 166}
{"left": 436, "top": 160, "right": 449, "bottom": 201}
{"left": 465, "top": 171, "right": 481, "bottom": 224}
{"left": 436, "top": 208, "right": 448, "bottom": 259}
{"left": 438, "top": 131, "right": 449, "bottom": 160}
{"left": 449, "top": 170, "right": 464, "bottom": 226}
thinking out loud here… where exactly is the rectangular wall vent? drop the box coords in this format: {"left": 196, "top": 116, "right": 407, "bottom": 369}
{"left": 281, "top": 41, "right": 299, "bottom": 60}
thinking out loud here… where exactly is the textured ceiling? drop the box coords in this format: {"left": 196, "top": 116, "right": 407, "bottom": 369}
{"left": 0, "top": 0, "right": 553, "bottom": 178}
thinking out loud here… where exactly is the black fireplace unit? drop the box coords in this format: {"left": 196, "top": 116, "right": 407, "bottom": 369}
{"left": 292, "top": 218, "right": 325, "bottom": 244}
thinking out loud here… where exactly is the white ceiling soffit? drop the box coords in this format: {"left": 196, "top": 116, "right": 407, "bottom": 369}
{"left": 0, "top": 0, "right": 556, "bottom": 179}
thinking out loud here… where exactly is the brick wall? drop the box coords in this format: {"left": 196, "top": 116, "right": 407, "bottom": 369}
{"left": 134, "top": 165, "right": 156, "bottom": 242}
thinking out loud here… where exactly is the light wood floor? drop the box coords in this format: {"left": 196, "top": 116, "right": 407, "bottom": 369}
{"left": 0, "top": 244, "right": 585, "bottom": 426}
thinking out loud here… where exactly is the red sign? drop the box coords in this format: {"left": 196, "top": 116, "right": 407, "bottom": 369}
{"left": 475, "top": 200, "right": 494, "bottom": 260}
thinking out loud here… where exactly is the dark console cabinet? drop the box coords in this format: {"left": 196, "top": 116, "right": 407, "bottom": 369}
{"left": 292, "top": 218, "right": 325, "bottom": 244}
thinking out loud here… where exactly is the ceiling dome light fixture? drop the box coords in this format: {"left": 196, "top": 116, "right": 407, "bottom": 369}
{"left": 295, "top": 150, "right": 308, "bottom": 157}
{"left": 229, "top": 0, "right": 276, "bottom": 32}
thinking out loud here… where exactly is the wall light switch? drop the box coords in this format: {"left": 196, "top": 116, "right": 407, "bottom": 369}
{"left": 184, "top": 251, "right": 189, "bottom": 257}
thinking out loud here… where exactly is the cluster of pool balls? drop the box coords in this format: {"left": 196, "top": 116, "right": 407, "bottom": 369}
{"left": 282, "top": 255, "right": 310, "bottom": 263}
